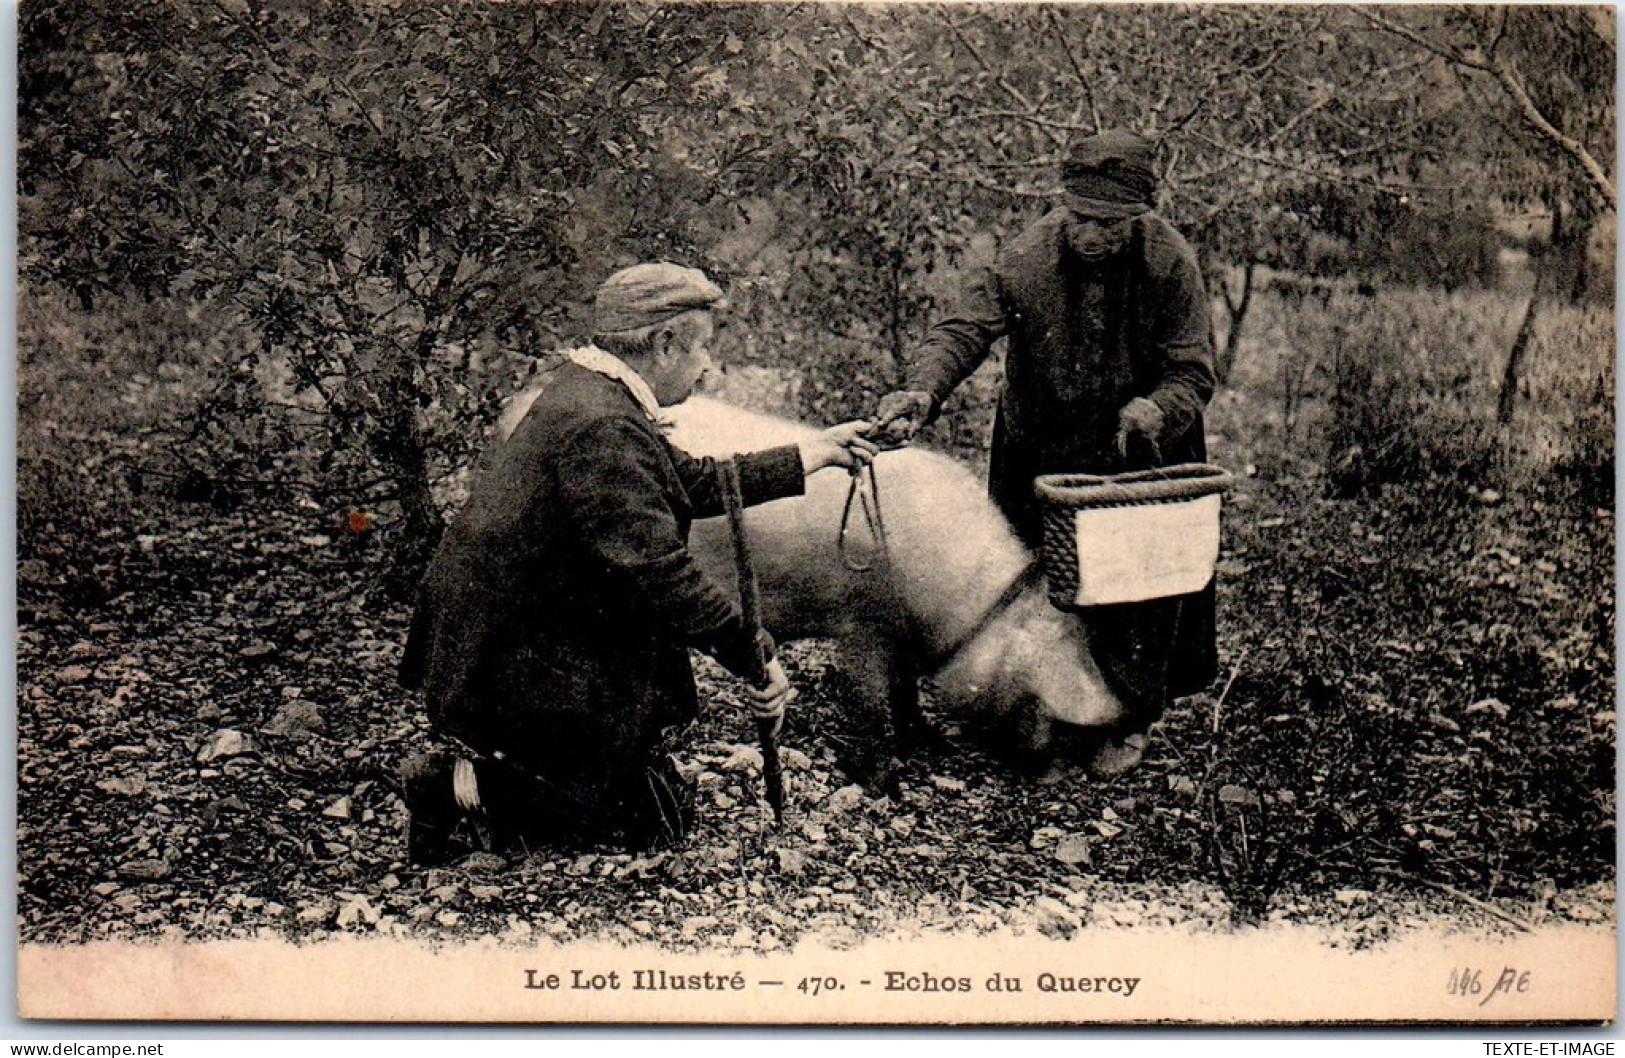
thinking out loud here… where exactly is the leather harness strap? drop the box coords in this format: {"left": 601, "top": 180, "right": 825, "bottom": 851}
{"left": 926, "top": 560, "right": 1045, "bottom": 672}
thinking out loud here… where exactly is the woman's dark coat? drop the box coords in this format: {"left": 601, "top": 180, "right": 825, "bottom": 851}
{"left": 906, "top": 207, "right": 1220, "bottom": 717}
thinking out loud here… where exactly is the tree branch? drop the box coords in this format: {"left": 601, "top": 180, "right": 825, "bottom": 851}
{"left": 1489, "top": 59, "right": 1616, "bottom": 210}
{"left": 1041, "top": 7, "right": 1101, "bottom": 135}
{"left": 948, "top": 17, "right": 1067, "bottom": 150}
{"left": 1359, "top": 8, "right": 1615, "bottom": 209}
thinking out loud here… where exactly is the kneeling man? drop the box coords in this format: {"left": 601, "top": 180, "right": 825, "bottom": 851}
{"left": 399, "top": 263, "right": 873, "bottom": 865}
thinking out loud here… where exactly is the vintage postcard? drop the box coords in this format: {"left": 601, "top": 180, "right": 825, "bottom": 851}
{"left": 14, "top": 0, "right": 1615, "bottom": 1025}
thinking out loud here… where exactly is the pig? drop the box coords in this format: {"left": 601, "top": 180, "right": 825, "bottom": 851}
{"left": 663, "top": 396, "right": 1128, "bottom": 786}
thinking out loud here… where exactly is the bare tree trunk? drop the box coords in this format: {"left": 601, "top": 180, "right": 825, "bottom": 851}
{"left": 1552, "top": 205, "right": 1597, "bottom": 305}
{"left": 1216, "top": 260, "right": 1256, "bottom": 383}
{"left": 1497, "top": 294, "right": 1540, "bottom": 425}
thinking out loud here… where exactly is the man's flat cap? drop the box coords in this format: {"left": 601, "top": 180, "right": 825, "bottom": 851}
{"left": 1061, "top": 129, "right": 1159, "bottom": 219}
{"left": 593, "top": 263, "right": 727, "bottom": 335}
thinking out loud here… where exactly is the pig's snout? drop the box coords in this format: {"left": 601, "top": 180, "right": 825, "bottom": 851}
{"left": 1043, "top": 720, "right": 1150, "bottom": 777}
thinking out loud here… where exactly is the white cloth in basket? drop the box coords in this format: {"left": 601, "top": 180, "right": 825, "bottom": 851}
{"left": 1068, "top": 492, "right": 1222, "bottom": 606}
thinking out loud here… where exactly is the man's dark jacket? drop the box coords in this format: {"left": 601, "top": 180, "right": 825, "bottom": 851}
{"left": 399, "top": 361, "right": 804, "bottom": 795}
{"left": 907, "top": 207, "right": 1219, "bottom": 714}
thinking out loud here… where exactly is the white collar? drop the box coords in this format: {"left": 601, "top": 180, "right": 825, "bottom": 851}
{"left": 565, "top": 345, "right": 666, "bottom": 426}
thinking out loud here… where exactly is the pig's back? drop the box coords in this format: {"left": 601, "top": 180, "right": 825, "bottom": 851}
{"left": 669, "top": 399, "right": 1027, "bottom": 649}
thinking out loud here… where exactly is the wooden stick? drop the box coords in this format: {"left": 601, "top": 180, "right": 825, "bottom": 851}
{"left": 1375, "top": 868, "right": 1535, "bottom": 933}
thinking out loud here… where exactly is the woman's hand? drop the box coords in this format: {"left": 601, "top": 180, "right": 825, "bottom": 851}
{"left": 798, "top": 420, "right": 880, "bottom": 475}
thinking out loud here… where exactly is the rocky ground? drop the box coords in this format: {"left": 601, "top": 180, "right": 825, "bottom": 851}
{"left": 15, "top": 454, "right": 1615, "bottom": 952}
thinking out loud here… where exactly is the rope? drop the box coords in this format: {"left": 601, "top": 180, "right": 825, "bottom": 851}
{"left": 837, "top": 458, "right": 1042, "bottom": 671}
{"left": 838, "top": 460, "right": 892, "bottom": 573}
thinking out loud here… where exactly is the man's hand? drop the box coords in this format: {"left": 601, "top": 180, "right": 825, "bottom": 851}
{"left": 1115, "top": 396, "right": 1165, "bottom": 465}
{"left": 799, "top": 421, "right": 879, "bottom": 475}
{"left": 746, "top": 658, "right": 793, "bottom": 738}
{"left": 871, "top": 390, "right": 934, "bottom": 446}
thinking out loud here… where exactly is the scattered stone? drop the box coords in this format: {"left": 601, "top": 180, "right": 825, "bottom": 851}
{"left": 262, "top": 701, "right": 326, "bottom": 741}
{"left": 92, "top": 882, "right": 122, "bottom": 897}
{"left": 930, "top": 775, "right": 966, "bottom": 793}
{"left": 57, "top": 666, "right": 94, "bottom": 684}
{"left": 197, "top": 729, "right": 253, "bottom": 763}
{"left": 96, "top": 777, "right": 147, "bottom": 797}
{"left": 239, "top": 641, "right": 279, "bottom": 663}
{"left": 1035, "top": 897, "right": 1081, "bottom": 939}
{"left": 826, "top": 785, "right": 867, "bottom": 814}
{"left": 469, "top": 885, "right": 505, "bottom": 901}
{"left": 782, "top": 748, "right": 813, "bottom": 770}
{"left": 322, "top": 797, "right": 353, "bottom": 820}
{"left": 721, "top": 745, "right": 762, "bottom": 772}
{"left": 681, "top": 915, "right": 720, "bottom": 937}
{"left": 458, "top": 853, "right": 508, "bottom": 874}
{"left": 336, "top": 897, "right": 380, "bottom": 928}
{"left": 1054, "top": 835, "right": 1093, "bottom": 866}
{"left": 119, "top": 859, "right": 171, "bottom": 881}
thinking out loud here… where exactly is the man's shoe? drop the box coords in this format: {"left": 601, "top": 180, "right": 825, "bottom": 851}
{"left": 399, "top": 751, "right": 494, "bottom": 867}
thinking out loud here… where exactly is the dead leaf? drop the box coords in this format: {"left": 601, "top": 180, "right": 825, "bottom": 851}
{"left": 1218, "top": 784, "right": 1260, "bottom": 807}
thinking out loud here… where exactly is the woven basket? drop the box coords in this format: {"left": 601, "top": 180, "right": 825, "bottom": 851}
{"left": 1036, "top": 463, "right": 1235, "bottom": 609}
